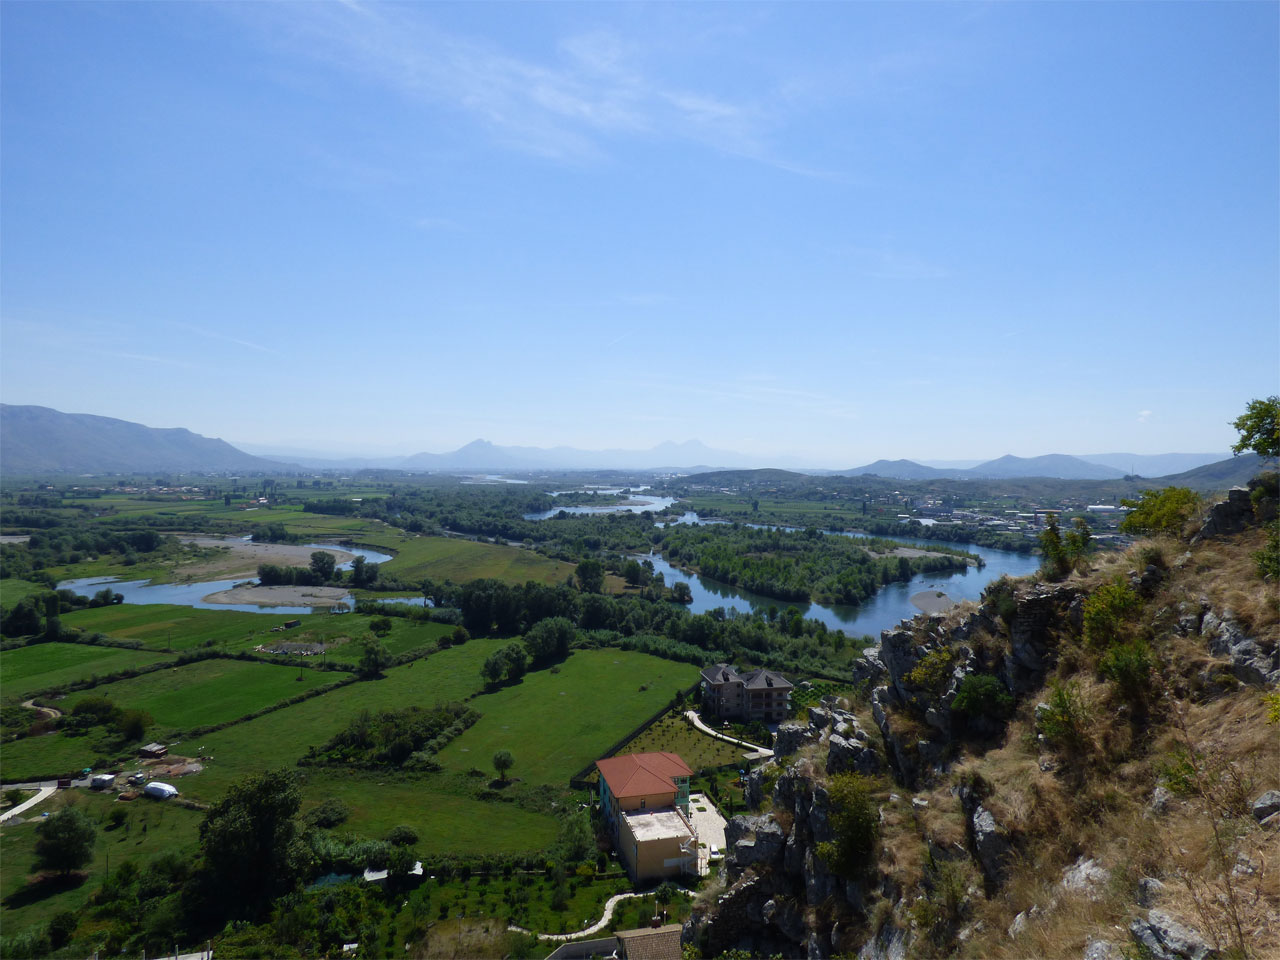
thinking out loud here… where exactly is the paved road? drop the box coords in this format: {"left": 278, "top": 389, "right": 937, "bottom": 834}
{"left": 683, "top": 710, "right": 774, "bottom": 760}
{"left": 0, "top": 785, "right": 57, "bottom": 823}
{"left": 509, "top": 891, "right": 647, "bottom": 941}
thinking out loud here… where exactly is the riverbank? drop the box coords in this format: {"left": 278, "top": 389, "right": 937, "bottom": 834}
{"left": 177, "top": 536, "right": 356, "bottom": 580}
{"left": 909, "top": 590, "right": 956, "bottom": 615}
{"left": 201, "top": 584, "right": 352, "bottom": 608}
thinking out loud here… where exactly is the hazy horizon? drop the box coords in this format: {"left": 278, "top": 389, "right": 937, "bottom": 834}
{"left": 2, "top": 3, "right": 1276, "bottom": 462}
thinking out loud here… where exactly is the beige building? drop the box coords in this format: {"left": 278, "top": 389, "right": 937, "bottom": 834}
{"left": 596, "top": 752, "right": 697, "bottom": 883}
{"left": 618, "top": 807, "right": 697, "bottom": 882}
{"left": 699, "top": 663, "right": 793, "bottom": 722}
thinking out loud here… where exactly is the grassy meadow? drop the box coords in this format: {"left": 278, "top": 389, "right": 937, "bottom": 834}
{"left": 436, "top": 650, "right": 696, "bottom": 784}
{"left": 60, "top": 658, "right": 343, "bottom": 731}
{"left": 0, "top": 643, "right": 172, "bottom": 704}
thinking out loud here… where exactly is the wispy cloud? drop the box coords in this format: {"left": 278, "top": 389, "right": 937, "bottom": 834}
{"left": 242, "top": 4, "right": 826, "bottom": 174}
{"left": 171, "top": 321, "right": 281, "bottom": 356}
{"left": 633, "top": 373, "right": 860, "bottom": 422}
{"left": 843, "top": 244, "right": 952, "bottom": 281}
{"left": 102, "top": 350, "right": 199, "bottom": 370}
{"left": 1137, "top": 409, "right": 1153, "bottom": 424}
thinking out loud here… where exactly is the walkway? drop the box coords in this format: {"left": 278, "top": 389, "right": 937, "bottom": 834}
{"left": 683, "top": 710, "right": 773, "bottom": 760}
{"left": 0, "top": 785, "right": 57, "bottom": 823}
{"left": 509, "top": 891, "right": 647, "bottom": 941}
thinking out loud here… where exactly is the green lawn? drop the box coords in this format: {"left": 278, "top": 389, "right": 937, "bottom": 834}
{"left": 0, "top": 643, "right": 171, "bottom": 704}
{"left": 0, "top": 790, "right": 204, "bottom": 937}
{"left": 61, "top": 658, "right": 343, "bottom": 732}
{"left": 437, "top": 651, "right": 696, "bottom": 785}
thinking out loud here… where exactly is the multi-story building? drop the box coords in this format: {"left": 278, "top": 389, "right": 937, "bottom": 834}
{"left": 595, "top": 751, "right": 696, "bottom": 882}
{"left": 699, "top": 663, "right": 793, "bottom": 723}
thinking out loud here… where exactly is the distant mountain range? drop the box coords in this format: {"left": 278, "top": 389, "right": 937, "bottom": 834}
{"left": 0, "top": 405, "right": 288, "bottom": 474}
{"left": 843, "top": 451, "right": 1236, "bottom": 482}
{"left": 0, "top": 404, "right": 1263, "bottom": 485}
{"left": 844, "top": 454, "right": 1125, "bottom": 480}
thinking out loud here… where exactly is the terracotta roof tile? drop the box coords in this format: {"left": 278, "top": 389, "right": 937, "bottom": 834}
{"left": 595, "top": 752, "right": 692, "bottom": 799}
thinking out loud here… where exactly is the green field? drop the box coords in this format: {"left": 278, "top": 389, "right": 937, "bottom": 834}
{"left": 59, "top": 604, "right": 449, "bottom": 664}
{"left": 0, "top": 579, "right": 50, "bottom": 611}
{"left": 1, "top": 731, "right": 106, "bottom": 782}
{"left": 299, "top": 771, "right": 559, "bottom": 855}
{"left": 0, "top": 789, "right": 204, "bottom": 936}
{"left": 0, "top": 643, "right": 171, "bottom": 703}
{"left": 360, "top": 533, "right": 576, "bottom": 587}
{"left": 61, "top": 604, "right": 296, "bottom": 652}
{"left": 178, "top": 638, "right": 512, "bottom": 797}
{"left": 437, "top": 650, "right": 696, "bottom": 785}
{"left": 61, "top": 658, "right": 343, "bottom": 731}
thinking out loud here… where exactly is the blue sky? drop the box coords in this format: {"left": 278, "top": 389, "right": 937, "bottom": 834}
{"left": 2, "top": 1, "right": 1276, "bottom": 465}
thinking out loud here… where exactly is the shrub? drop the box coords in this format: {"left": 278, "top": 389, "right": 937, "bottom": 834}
{"left": 1036, "top": 681, "right": 1089, "bottom": 753}
{"left": 1099, "top": 639, "right": 1154, "bottom": 709}
{"left": 815, "top": 773, "right": 878, "bottom": 879}
{"left": 1255, "top": 518, "right": 1280, "bottom": 582}
{"left": 304, "top": 797, "right": 350, "bottom": 829}
{"left": 951, "top": 674, "right": 1013, "bottom": 720}
{"left": 385, "top": 825, "right": 418, "bottom": 846}
{"left": 1082, "top": 577, "right": 1139, "bottom": 650}
{"left": 981, "top": 577, "right": 1018, "bottom": 627}
{"left": 905, "top": 648, "right": 957, "bottom": 696}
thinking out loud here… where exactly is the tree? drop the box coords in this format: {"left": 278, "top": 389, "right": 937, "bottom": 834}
{"left": 522, "top": 616, "right": 573, "bottom": 666}
{"left": 369, "top": 616, "right": 393, "bottom": 638}
{"left": 501, "top": 642, "right": 529, "bottom": 681}
{"left": 622, "top": 559, "right": 645, "bottom": 587}
{"left": 1039, "top": 513, "right": 1069, "bottom": 581}
{"left": 358, "top": 639, "right": 391, "bottom": 678}
{"left": 34, "top": 808, "right": 96, "bottom": 876}
{"left": 451, "top": 626, "right": 470, "bottom": 646}
{"left": 575, "top": 558, "right": 604, "bottom": 594}
{"left": 556, "top": 809, "right": 595, "bottom": 863}
{"left": 1231, "top": 395, "right": 1280, "bottom": 459}
{"left": 1120, "top": 487, "right": 1201, "bottom": 537}
{"left": 198, "top": 770, "right": 306, "bottom": 918}
{"left": 309, "top": 550, "right": 336, "bottom": 582}
{"left": 493, "top": 749, "right": 514, "bottom": 782}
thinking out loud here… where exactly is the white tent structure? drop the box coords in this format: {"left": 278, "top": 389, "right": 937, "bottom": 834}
{"left": 143, "top": 781, "right": 178, "bottom": 799}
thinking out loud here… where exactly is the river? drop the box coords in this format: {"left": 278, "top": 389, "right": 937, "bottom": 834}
{"left": 58, "top": 543, "right": 394, "bottom": 615}
{"left": 642, "top": 515, "right": 1039, "bottom": 639}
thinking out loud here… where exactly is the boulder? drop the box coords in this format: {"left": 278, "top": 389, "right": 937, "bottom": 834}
{"left": 1200, "top": 610, "right": 1279, "bottom": 686}
{"left": 1137, "top": 877, "right": 1165, "bottom": 907}
{"left": 1129, "top": 910, "right": 1218, "bottom": 960}
{"left": 968, "top": 804, "right": 1012, "bottom": 888}
{"left": 827, "top": 733, "right": 882, "bottom": 776}
{"left": 1084, "top": 940, "right": 1121, "bottom": 960}
{"left": 1060, "top": 856, "right": 1110, "bottom": 900}
{"left": 776, "top": 721, "right": 820, "bottom": 758}
{"left": 1193, "top": 487, "right": 1255, "bottom": 542}
{"left": 1252, "top": 790, "right": 1280, "bottom": 822}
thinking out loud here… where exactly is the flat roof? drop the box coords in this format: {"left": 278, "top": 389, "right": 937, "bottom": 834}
{"left": 622, "top": 807, "right": 694, "bottom": 843}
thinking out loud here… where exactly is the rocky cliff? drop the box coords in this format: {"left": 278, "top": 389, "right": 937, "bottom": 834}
{"left": 689, "top": 481, "right": 1279, "bottom": 959}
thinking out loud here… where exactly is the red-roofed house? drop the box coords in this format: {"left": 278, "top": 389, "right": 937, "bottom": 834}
{"left": 596, "top": 752, "right": 696, "bottom": 882}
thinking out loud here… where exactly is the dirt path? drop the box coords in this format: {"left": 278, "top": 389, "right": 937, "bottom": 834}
{"left": 21, "top": 699, "right": 61, "bottom": 720}
{"left": 0, "top": 785, "right": 56, "bottom": 823}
